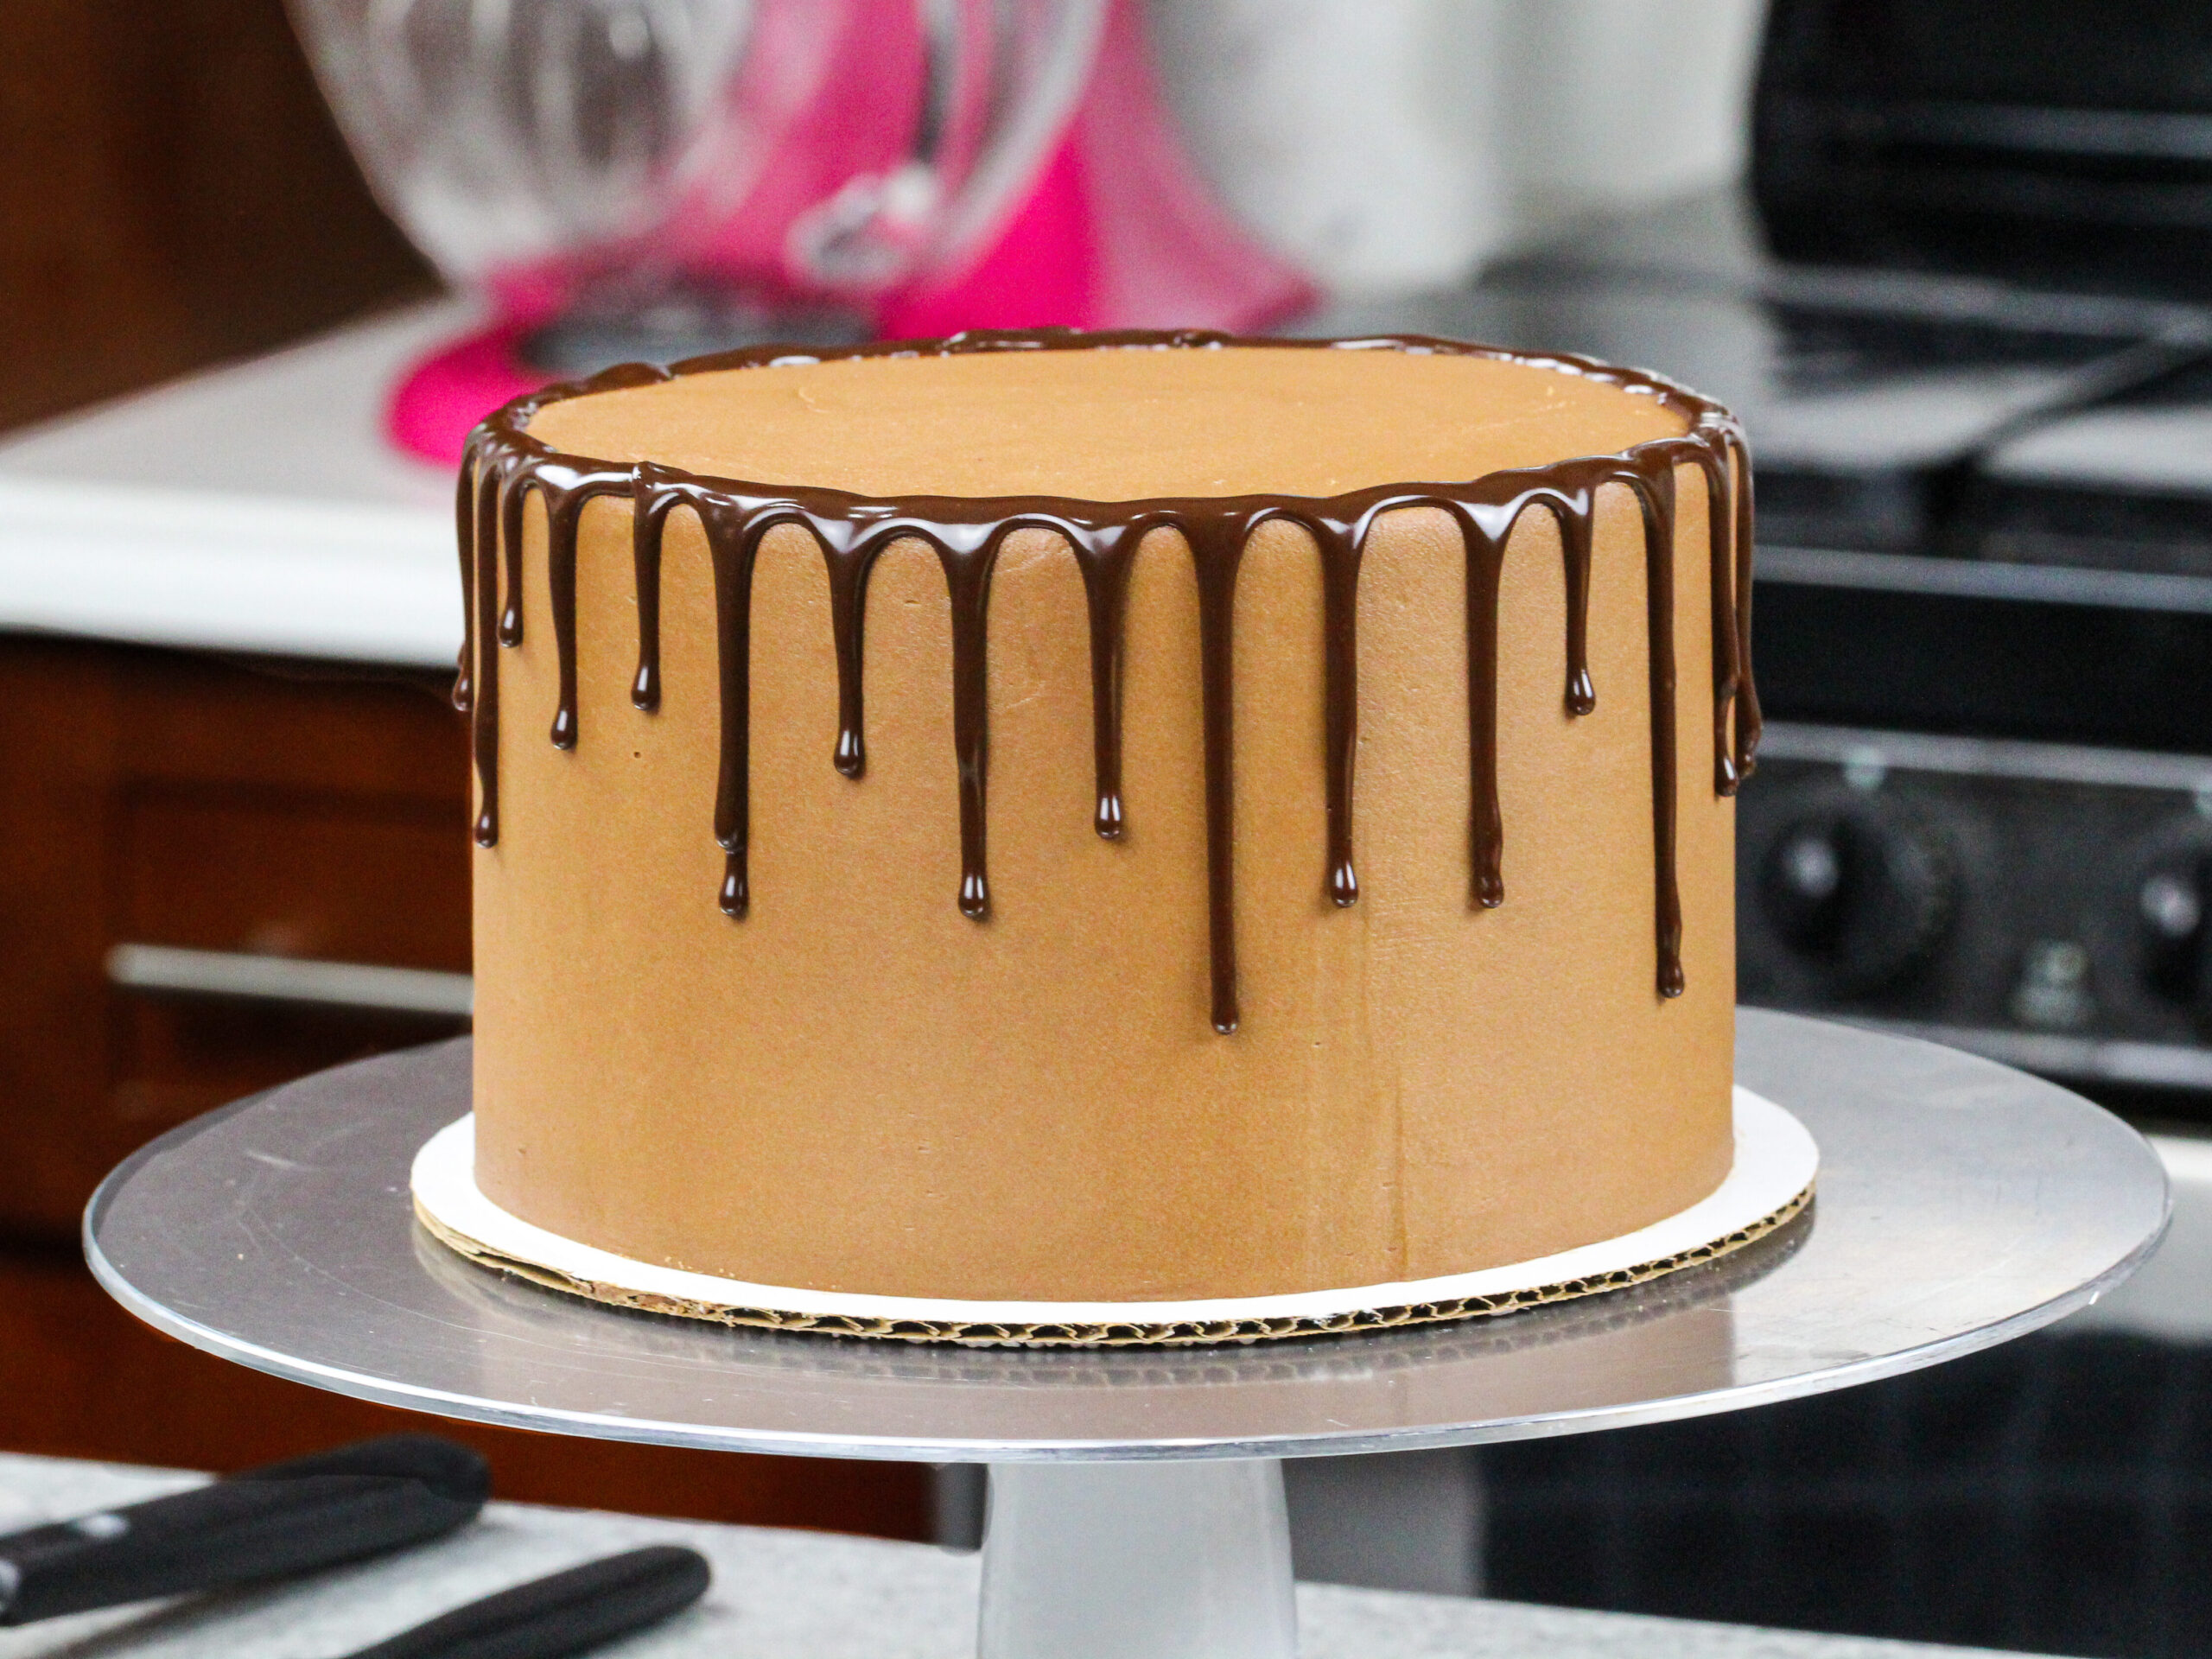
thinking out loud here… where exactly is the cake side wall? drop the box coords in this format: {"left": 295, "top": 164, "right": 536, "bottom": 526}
{"left": 470, "top": 471, "right": 1734, "bottom": 1302}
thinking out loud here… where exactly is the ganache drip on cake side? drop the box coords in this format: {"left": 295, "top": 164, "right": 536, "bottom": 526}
{"left": 453, "top": 328, "right": 1762, "bottom": 1034}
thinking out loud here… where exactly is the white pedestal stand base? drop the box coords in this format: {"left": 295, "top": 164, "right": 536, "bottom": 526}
{"left": 982, "top": 1461, "right": 1296, "bottom": 1659}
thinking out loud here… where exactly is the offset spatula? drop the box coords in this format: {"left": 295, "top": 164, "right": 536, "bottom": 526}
{"left": 341, "top": 1547, "right": 711, "bottom": 1659}
{"left": 0, "top": 1435, "right": 490, "bottom": 1624}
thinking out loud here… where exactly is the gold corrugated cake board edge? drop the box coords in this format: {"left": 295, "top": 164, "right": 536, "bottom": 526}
{"left": 414, "top": 1181, "right": 1812, "bottom": 1349}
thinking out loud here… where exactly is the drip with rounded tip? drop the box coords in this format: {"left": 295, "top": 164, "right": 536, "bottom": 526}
{"left": 496, "top": 474, "right": 527, "bottom": 647}
{"left": 451, "top": 467, "right": 476, "bottom": 715}
{"left": 834, "top": 728, "right": 867, "bottom": 778}
{"left": 630, "top": 471, "right": 670, "bottom": 715}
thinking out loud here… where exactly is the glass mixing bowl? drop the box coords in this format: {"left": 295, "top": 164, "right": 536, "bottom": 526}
{"left": 290, "top": 0, "right": 1106, "bottom": 365}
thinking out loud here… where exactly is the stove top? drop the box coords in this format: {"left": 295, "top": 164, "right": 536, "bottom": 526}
{"left": 1323, "top": 189, "right": 2212, "bottom": 1109}
{"left": 1336, "top": 188, "right": 2212, "bottom": 566}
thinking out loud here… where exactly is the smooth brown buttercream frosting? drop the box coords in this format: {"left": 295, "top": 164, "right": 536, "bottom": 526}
{"left": 524, "top": 343, "right": 1688, "bottom": 498}
{"left": 460, "top": 329, "right": 1757, "bottom": 1303}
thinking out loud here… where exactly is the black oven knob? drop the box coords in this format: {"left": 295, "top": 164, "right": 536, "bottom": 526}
{"left": 1756, "top": 796, "right": 1955, "bottom": 995}
{"left": 2135, "top": 848, "right": 2212, "bottom": 1020}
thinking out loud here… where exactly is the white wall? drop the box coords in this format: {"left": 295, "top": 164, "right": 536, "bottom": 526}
{"left": 1149, "top": 0, "right": 1769, "bottom": 296}
{"left": 1499, "top": 1, "right": 1766, "bottom": 229}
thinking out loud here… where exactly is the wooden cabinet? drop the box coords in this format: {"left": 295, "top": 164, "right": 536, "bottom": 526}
{"left": 0, "top": 639, "right": 474, "bottom": 1230}
{"left": 0, "top": 633, "right": 926, "bottom": 1535}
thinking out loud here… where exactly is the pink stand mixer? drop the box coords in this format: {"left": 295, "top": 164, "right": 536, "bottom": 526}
{"left": 289, "top": 0, "right": 1313, "bottom": 464}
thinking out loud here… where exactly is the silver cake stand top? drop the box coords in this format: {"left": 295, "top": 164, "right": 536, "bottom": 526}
{"left": 85, "top": 1010, "right": 2167, "bottom": 1463}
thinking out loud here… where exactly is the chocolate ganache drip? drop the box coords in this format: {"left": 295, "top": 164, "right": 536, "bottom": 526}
{"left": 454, "top": 329, "right": 1759, "bottom": 1033}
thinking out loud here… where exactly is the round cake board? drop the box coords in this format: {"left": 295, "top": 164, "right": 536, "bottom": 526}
{"left": 410, "top": 1086, "right": 1815, "bottom": 1347}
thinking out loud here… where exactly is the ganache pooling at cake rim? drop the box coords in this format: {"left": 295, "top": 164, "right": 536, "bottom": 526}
{"left": 453, "top": 327, "right": 1762, "bottom": 1035}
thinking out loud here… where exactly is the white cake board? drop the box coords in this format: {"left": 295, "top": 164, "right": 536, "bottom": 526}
{"left": 410, "top": 1086, "right": 1816, "bottom": 1346}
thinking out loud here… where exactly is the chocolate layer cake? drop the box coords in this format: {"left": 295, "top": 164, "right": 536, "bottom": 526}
{"left": 454, "top": 330, "right": 1758, "bottom": 1307}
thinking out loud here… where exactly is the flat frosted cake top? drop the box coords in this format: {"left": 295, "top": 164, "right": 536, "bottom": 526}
{"left": 524, "top": 343, "right": 1689, "bottom": 500}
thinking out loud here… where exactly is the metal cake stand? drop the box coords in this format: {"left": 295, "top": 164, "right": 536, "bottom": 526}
{"left": 86, "top": 1009, "right": 2169, "bottom": 1659}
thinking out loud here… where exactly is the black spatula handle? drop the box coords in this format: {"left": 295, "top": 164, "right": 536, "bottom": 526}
{"left": 344, "top": 1546, "right": 712, "bottom": 1659}
{"left": 0, "top": 1435, "right": 490, "bottom": 1625}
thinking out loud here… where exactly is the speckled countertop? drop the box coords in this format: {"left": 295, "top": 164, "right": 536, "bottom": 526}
{"left": 0, "top": 1452, "right": 2030, "bottom": 1659}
